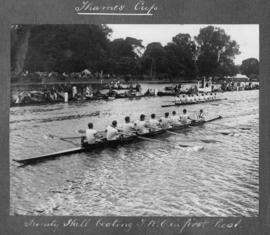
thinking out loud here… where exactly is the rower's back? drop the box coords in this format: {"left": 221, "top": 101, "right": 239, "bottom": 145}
{"left": 180, "top": 109, "right": 190, "bottom": 124}
{"left": 106, "top": 121, "right": 119, "bottom": 140}
{"left": 122, "top": 116, "right": 135, "bottom": 135}
{"left": 160, "top": 112, "right": 172, "bottom": 129}
{"left": 148, "top": 114, "right": 160, "bottom": 130}
{"left": 135, "top": 114, "right": 149, "bottom": 134}
{"left": 86, "top": 123, "right": 97, "bottom": 144}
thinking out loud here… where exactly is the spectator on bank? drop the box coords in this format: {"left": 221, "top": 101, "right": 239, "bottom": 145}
{"left": 72, "top": 85, "right": 77, "bottom": 98}
{"left": 51, "top": 87, "right": 58, "bottom": 101}
{"left": 62, "top": 72, "right": 69, "bottom": 78}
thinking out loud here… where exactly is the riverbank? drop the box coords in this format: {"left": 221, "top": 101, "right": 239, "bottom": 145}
{"left": 10, "top": 81, "right": 259, "bottom": 107}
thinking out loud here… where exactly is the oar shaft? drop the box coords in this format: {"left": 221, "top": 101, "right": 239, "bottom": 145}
{"left": 166, "top": 130, "right": 183, "bottom": 136}
{"left": 136, "top": 135, "right": 166, "bottom": 143}
{"left": 166, "top": 130, "right": 204, "bottom": 143}
{"left": 61, "top": 136, "right": 82, "bottom": 140}
{"left": 136, "top": 135, "right": 192, "bottom": 148}
{"left": 207, "top": 122, "right": 233, "bottom": 129}
{"left": 45, "top": 134, "right": 82, "bottom": 141}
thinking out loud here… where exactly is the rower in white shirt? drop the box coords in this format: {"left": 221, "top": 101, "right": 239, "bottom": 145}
{"left": 180, "top": 109, "right": 193, "bottom": 125}
{"left": 106, "top": 120, "right": 120, "bottom": 140}
{"left": 121, "top": 116, "right": 136, "bottom": 136}
{"left": 85, "top": 122, "right": 98, "bottom": 144}
{"left": 190, "top": 94, "right": 195, "bottom": 103}
{"left": 201, "top": 93, "right": 207, "bottom": 101}
{"left": 175, "top": 95, "right": 181, "bottom": 104}
{"left": 135, "top": 114, "right": 149, "bottom": 134}
{"left": 170, "top": 111, "right": 181, "bottom": 126}
{"left": 148, "top": 114, "right": 161, "bottom": 131}
{"left": 194, "top": 94, "right": 199, "bottom": 102}
{"left": 197, "top": 109, "right": 206, "bottom": 121}
{"left": 186, "top": 95, "right": 190, "bottom": 103}
{"left": 198, "top": 94, "right": 203, "bottom": 102}
{"left": 181, "top": 94, "right": 187, "bottom": 104}
{"left": 206, "top": 93, "right": 210, "bottom": 101}
{"left": 205, "top": 93, "right": 209, "bottom": 101}
{"left": 160, "top": 112, "right": 172, "bottom": 129}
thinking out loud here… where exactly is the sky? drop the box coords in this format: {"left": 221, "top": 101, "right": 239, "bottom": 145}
{"left": 107, "top": 24, "right": 259, "bottom": 65}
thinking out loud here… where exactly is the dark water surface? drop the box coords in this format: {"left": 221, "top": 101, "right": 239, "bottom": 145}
{"left": 10, "top": 88, "right": 259, "bottom": 216}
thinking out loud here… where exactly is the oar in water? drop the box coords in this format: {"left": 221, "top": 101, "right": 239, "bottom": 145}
{"left": 204, "top": 128, "right": 241, "bottom": 136}
{"left": 136, "top": 135, "right": 193, "bottom": 148}
{"left": 43, "top": 134, "right": 82, "bottom": 147}
{"left": 207, "top": 122, "right": 250, "bottom": 133}
{"left": 166, "top": 129, "right": 220, "bottom": 144}
{"left": 44, "top": 134, "right": 82, "bottom": 140}
{"left": 166, "top": 130, "right": 184, "bottom": 136}
{"left": 77, "top": 129, "right": 86, "bottom": 134}
{"left": 165, "top": 130, "right": 197, "bottom": 142}
{"left": 207, "top": 122, "right": 234, "bottom": 129}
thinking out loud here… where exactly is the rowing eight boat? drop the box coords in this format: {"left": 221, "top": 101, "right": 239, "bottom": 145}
{"left": 161, "top": 98, "right": 225, "bottom": 108}
{"left": 13, "top": 116, "right": 222, "bottom": 165}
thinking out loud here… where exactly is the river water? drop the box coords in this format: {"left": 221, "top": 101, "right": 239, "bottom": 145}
{"left": 10, "top": 87, "right": 259, "bottom": 216}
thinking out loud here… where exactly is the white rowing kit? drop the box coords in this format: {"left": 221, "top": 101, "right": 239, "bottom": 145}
{"left": 160, "top": 117, "right": 172, "bottom": 129}
{"left": 180, "top": 114, "right": 191, "bottom": 124}
{"left": 86, "top": 129, "right": 97, "bottom": 144}
{"left": 170, "top": 115, "right": 181, "bottom": 125}
{"left": 198, "top": 112, "right": 206, "bottom": 121}
{"left": 122, "top": 122, "right": 135, "bottom": 135}
{"left": 148, "top": 118, "right": 160, "bottom": 130}
{"left": 135, "top": 120, "right": 149, "bottom": 134}
{"left": 106, "top": 125, "right": 119, "bottom": 140}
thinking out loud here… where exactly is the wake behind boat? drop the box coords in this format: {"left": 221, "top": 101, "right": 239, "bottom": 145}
{"left": 13, "top": 116, "right": 222, "bottom": 165}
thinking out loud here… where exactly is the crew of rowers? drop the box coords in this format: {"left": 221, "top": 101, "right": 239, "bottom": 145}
{"left": 85, "top": 109, "right": 206, "bottom": 144}
{"left": 174, "top": 93, "right": 217, "bottom": 104}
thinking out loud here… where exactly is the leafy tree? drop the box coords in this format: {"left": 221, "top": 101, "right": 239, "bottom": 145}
{"left": 11, "top": 25, "right": 33, "bottom": 74}
{"left": 240, "top": 58, "right": 259, "bottom": 77}
{"left": 195, "top": 26, "right": 240, "bottom": 77}
{"left": 11, "top": 24, "right": 244, "bottom": 81}
{"left": 11, "top": 24, "right": 112, "bottom": 73}
{"left": 109, "top": 37, "right": 144, "bottom": 75}
{"left": 164, "top": 33, "right": 197, "bottom": 78}
{"left": 141, "top": 42, "right": 168, "bottom": 76}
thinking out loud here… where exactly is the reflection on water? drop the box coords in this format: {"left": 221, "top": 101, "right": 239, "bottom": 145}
{"left": 10, "top": 88, "right": 259, "bottom": 216}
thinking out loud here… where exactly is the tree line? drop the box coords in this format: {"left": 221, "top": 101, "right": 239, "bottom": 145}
{"left": 11, "top": 24, "right": 259, "bottom": 80}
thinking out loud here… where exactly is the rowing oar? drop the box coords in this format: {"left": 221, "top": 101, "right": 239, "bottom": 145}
{"left": 77, "top": 129, "right": 85, "bottom": 134}
{"left": 43, "top": 134, "right": 82, "bottom": 147}
{"left": 206, "top": 122, "right": 235, "bottom": 129}
{"left": 166, "top": 130, "right": 186, "bottom": 136}
{"left": 136, "top": 135, "right": 193, "bottom": 148}
{"left": 44, "top": 134, "right": 82, "bottom": 140}
{"left": 165, "top": 130, "right": 220, "bottom": 143}
{"left": 208, "top": 122, "right": 252, "bottom": 131}
{"left": 165, "top": 130, "right": 196, "bottom": 141}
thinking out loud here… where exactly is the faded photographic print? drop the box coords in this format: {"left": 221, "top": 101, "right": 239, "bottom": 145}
{"left": 10, "top": 24, "right": 259, "bottom": 216}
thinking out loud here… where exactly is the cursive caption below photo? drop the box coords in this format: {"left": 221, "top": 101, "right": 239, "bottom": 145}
{"left": 24, "top": 218, "right": 242, "bottom": 233}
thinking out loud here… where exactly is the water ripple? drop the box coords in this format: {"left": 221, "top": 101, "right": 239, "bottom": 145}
{"left": 10, "top": 89, "right": 259, "bottom": 216}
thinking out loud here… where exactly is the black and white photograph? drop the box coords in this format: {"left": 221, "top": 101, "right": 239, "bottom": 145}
{"left": 10, "top": 24, "right": 259, "bottom": 217}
